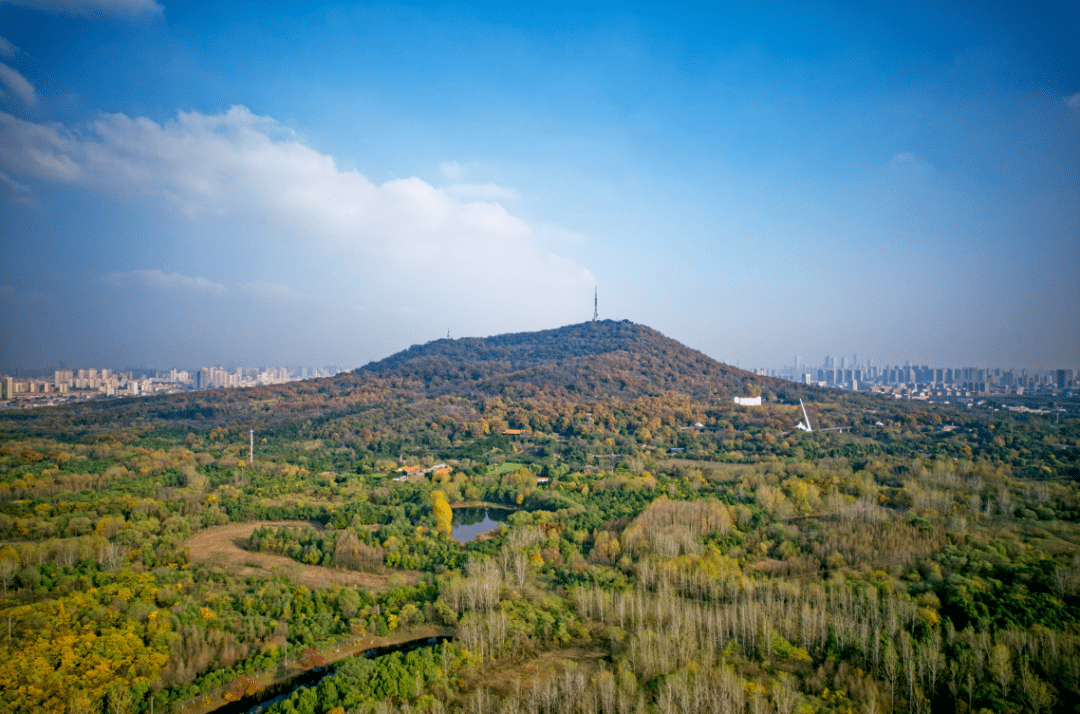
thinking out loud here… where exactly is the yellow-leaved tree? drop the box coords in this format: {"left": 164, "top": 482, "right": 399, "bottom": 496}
{"left": 431, "top": 490, "right": 453, "bottom": 536}
{"left": 0, "top": 570, "right": 171, "bottom": 713}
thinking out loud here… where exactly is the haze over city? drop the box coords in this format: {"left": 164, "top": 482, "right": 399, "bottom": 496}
{"left": 0, "top": 0, "right": 1077, "bottom": 373}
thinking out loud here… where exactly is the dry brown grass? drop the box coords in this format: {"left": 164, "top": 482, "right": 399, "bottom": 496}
{"left": 463, "top": 646, "right": 609, "bottom": 700}
{"left": 184, "top": 520, "right": 418, "bottom": 590}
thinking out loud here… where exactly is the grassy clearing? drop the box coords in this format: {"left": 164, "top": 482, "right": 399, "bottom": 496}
{"left": 488, "top": 462, "right": 527, "bottom": 476}
{"left": 458, "top": 645, "right": 609, "bottom": 702}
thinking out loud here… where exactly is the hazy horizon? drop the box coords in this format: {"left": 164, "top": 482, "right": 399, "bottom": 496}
{"left": 1, "top": 1, "right": 1077, "bottom": 373}
{"left": 2, "top": 316, "right": 1075, "bottom": 378}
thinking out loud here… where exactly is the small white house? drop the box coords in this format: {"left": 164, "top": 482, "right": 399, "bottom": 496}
{"left": 733, "top": 396, "right": 762, "bottom": 406}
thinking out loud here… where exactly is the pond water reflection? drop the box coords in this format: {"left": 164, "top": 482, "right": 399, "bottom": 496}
{"left": 451, "top": 507, "right": 513, "bottom": 543}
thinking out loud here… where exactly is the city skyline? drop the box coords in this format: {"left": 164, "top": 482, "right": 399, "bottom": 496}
{"left": 2, "top": 344, "right": 1075, "bottom": 382}
{"left": 0, "top": 2, "right": 1077, "bottom": 372}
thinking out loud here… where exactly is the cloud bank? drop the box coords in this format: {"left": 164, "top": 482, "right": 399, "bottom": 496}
{"left": 104, "top": 270, "right": 225, "bottom": 293}
{"left": 1, "top": 106, "right": 594, "bottom": 339}
{"left": 0, "top": 63, "right": 36, "bottom": 105}
{"left": 240, "top": 281, "right": 310, "bottom": 302}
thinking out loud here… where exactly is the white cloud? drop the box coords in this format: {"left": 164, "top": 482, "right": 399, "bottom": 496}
{"left": 240, "top": 281, "right": 310, "bottom": 301}
{"left": 1067, "top": 93, "right": 1080, "bottom": 109}
{"left": 447, "top": 183, "right": 521, "bottom": 201}
{"left": 0, "top": 63, "right": 36, "bottom": 105}
{"left": 439, "top": 160, "right": 465, "bottom": 180}
{"left": 0, "top": 37, "right": 17, "bottom": 58}
{"left": 1, "top": 0, "right": 163, "bottom": 17}
{"left": 887, "top": 151, "right": 933, "bottom": 177}
{"left": 104, "top": 269, "right": 225, "bottom": 293}
{"left": 0, "top": 106, "right": 595, "bottom": 323}
{"left": 0, "top": 170, "right": 32, "bottom": 204}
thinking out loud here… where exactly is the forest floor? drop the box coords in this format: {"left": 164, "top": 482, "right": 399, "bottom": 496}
{"left": 181, "top": 624, "right": 456, "bottom": 714}
{"left": 184, "top": 520, "right": 420, "bottom": 590}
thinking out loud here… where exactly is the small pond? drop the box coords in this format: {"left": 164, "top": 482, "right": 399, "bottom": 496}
{"left": 451, "top": 507, "right": 513, "bottom": 543}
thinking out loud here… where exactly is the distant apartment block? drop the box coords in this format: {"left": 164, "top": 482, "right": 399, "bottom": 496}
{"left": 1, "top": 363, "right": 344, "bottom": 408}
{"left": 759, "top": 356, "right": 1077, "bottom": 400}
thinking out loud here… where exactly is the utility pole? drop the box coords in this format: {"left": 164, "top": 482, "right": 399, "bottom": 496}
{"left": 250, "top": 429, "right": 254, "bottom": 465}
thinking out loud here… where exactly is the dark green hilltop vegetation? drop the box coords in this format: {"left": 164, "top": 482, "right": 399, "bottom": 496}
{"left": 0, "top": 320, "right": 1078, "bottom": 714}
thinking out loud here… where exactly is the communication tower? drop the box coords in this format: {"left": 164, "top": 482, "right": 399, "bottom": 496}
{"left": 592, "top": 287, "right": 598, "bottom": 322}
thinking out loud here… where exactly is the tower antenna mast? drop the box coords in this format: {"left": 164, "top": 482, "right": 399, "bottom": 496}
{"left": 592, "top": 287, "right": 598, "bottom": 322}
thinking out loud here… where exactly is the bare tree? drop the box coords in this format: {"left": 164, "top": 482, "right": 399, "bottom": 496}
{"left": 1019, "top": 658, "right": 1055, "bottom": 714}
{"left": 68, "top": 692, "right": 96, "bottom": 714}
{"left": 0, "top": 558, "right": 15, "bottom": 596}
{"left": 100, "top": 541, "right": 125, "bottom": 571}
{"left": 772, "top": 675, "right": 797, "bottom": 714}
{"left": 107, "top": 686, "right": 132, "bottom": 714}
{"left": 990, "top": 644, "right": 1013, "bottom": 701}
{"left": 512, "top": 549, "right": 529, "bottom": 588}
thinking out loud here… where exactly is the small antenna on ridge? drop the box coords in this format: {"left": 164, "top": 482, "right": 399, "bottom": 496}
{"left": 593, "top": 287, "right": 598, "bottom": 322}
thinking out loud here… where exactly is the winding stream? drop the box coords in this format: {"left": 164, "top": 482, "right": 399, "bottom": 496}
{"left": 206, "top": 636, "right": 451, "bottom": 714}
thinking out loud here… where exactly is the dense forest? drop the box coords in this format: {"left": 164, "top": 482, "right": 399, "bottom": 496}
{"left": 1, "top": 322, "right": 1078, "bottom": 714}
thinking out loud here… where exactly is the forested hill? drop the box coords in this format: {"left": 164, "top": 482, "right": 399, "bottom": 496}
{"left": 0, "top": 320, "right": 816, "bottom": 439}
{"left": 356, "top": 320, "right": 774, "bottom": 400}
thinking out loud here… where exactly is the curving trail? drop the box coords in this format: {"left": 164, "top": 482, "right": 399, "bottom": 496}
{"left": 184, "top": 520, "right": 417, "bottom": 590}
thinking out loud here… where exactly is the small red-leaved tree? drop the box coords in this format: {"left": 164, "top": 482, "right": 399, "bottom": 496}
{"left": 301, "top": 648, "right": 327, "bottom": 670}
{"left": 224, "top": 676, "right": 261, "bottom": 702}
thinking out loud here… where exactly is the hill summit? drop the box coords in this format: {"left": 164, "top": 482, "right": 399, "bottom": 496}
{"left": 357, "top": 320, "right": 768, "bottom": 400}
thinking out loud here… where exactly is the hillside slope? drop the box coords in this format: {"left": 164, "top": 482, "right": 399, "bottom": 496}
{"left": 0, "top": 320, "right": 814, "bottom": 439}
{"left": 356, "top": 320, "right": 768, "bottom": 400}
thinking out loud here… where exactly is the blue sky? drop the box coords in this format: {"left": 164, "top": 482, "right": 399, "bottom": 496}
{"left": 0, "top": 0, "right": 1077, "bottom": 372}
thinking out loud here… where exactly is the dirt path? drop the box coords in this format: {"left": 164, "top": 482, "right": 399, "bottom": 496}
{"left": 184, "top": 520, "right": 416, "bottom": 590}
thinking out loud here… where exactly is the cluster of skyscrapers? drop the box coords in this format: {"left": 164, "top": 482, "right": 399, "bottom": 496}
{"left": 0, "top": 364, "right": 344, "bottom": 407}
{"left": 758, "top": 356, "right": 1076, "bottom": 398}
